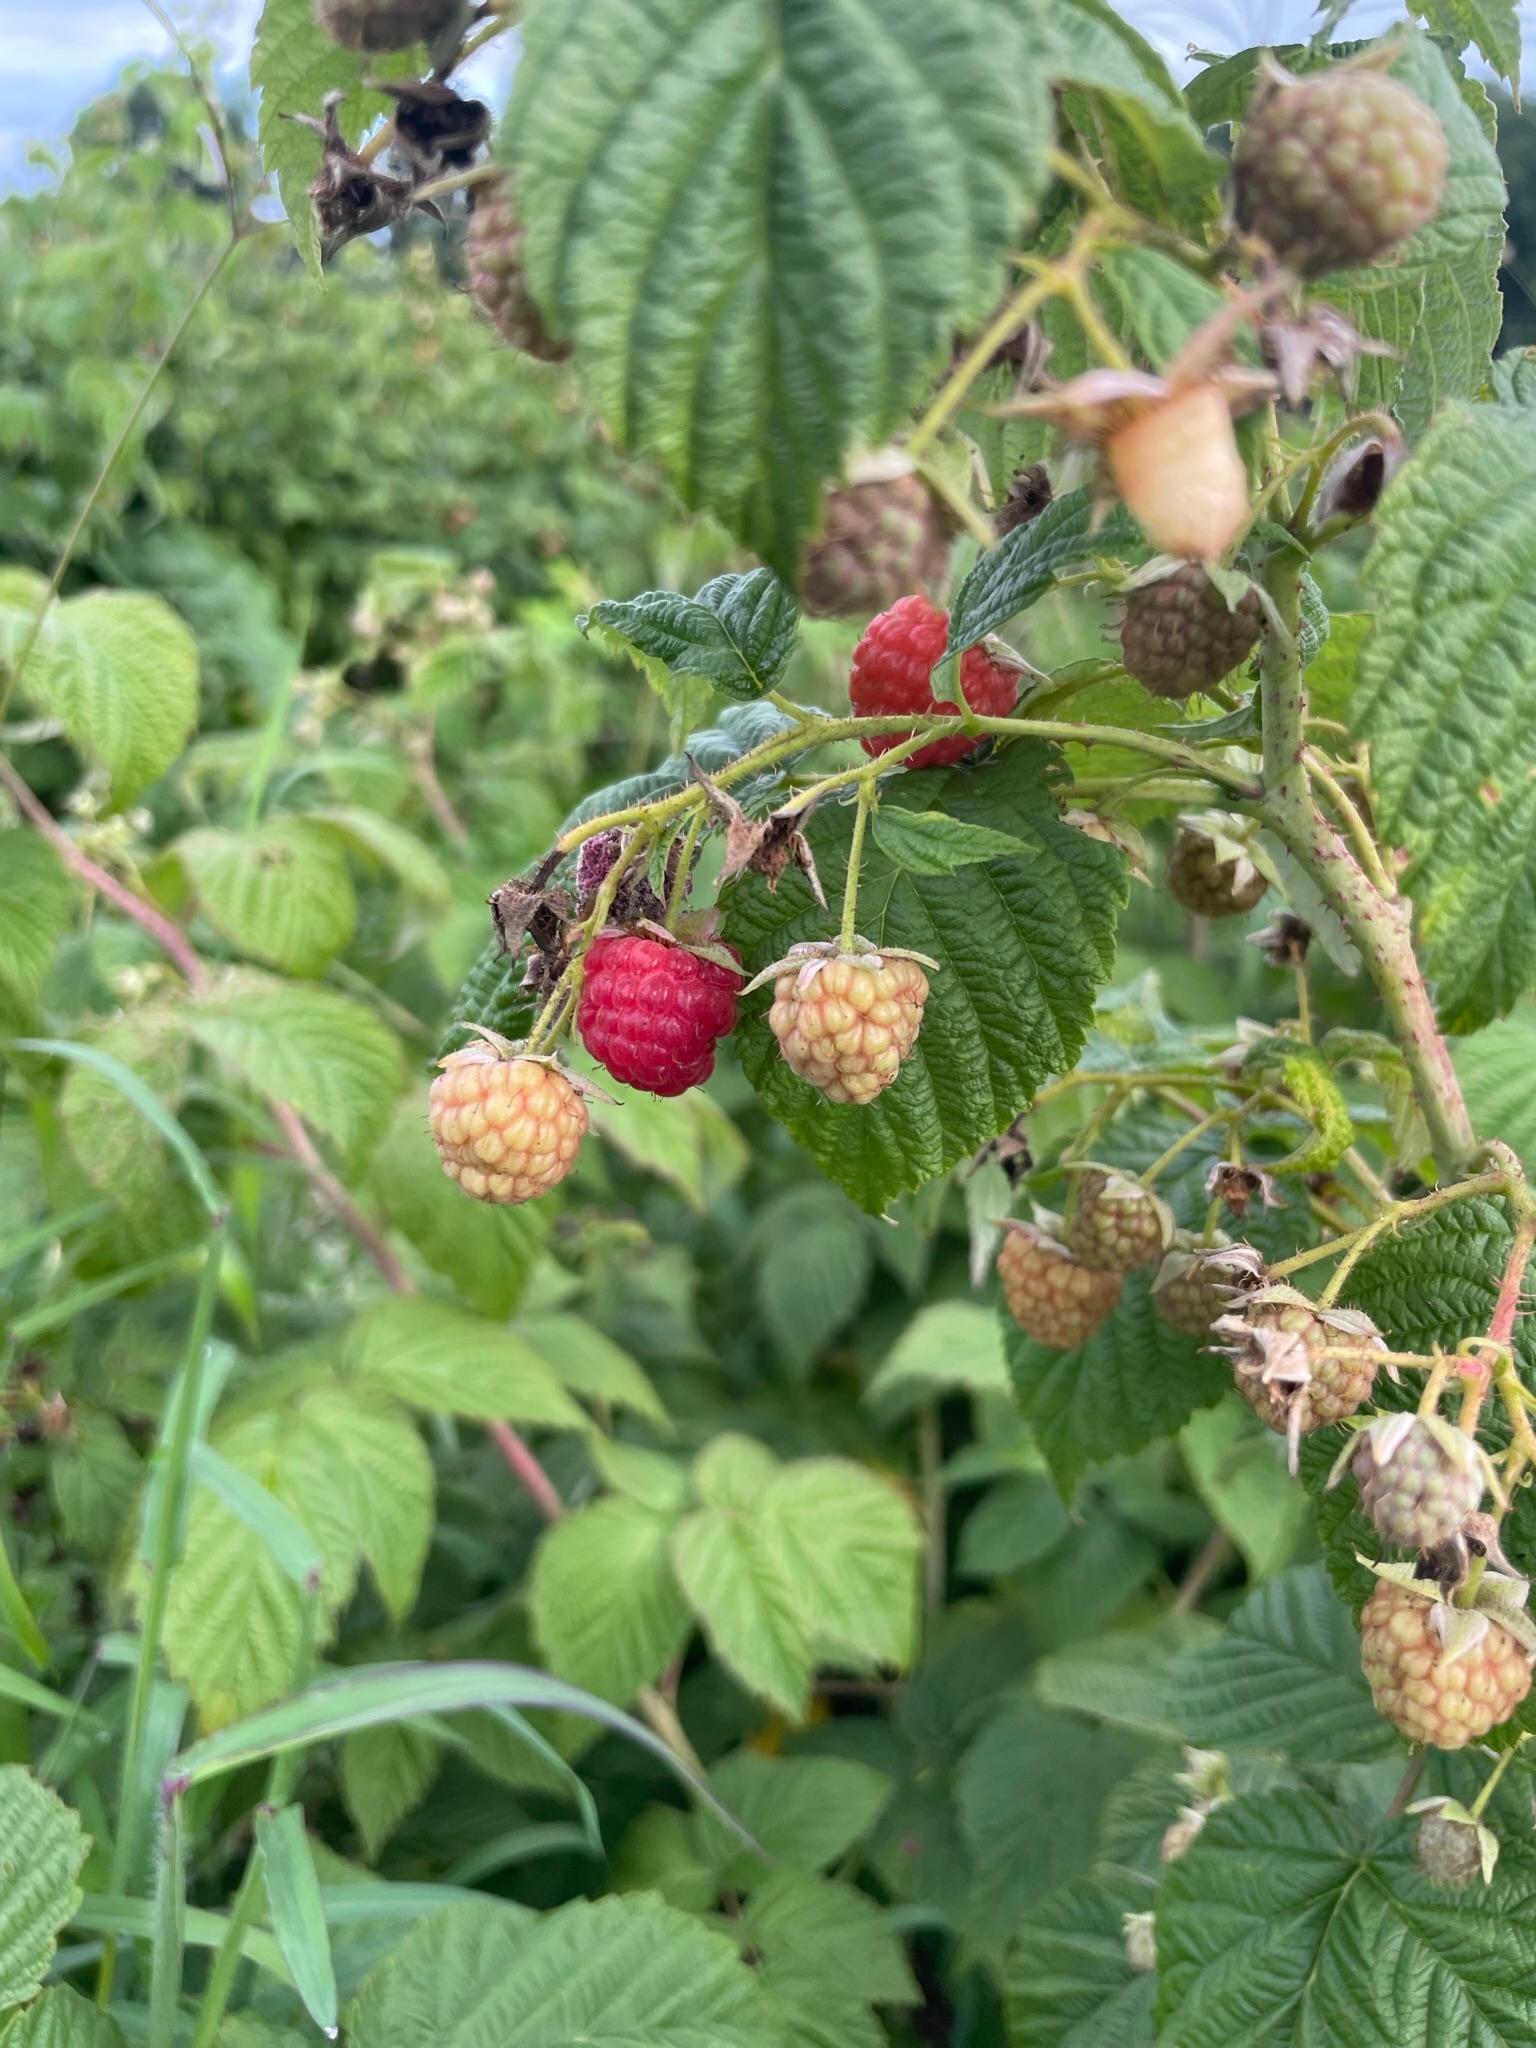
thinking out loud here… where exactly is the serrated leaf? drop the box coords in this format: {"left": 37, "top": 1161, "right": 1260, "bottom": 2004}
{"left": 0, "top": 1767, "right": 89, "bottom": 2012}
{"left": 585, "top": 1077, "right": 748, "bottom": 1211}
{"left": 699, "top": 1752, "right": 892, "bottom": 1893}
{"left": 0, "top": 1987, "right": 127, "bottom": 2048}
{"left": 744, "top": 1870, "right": 915, "bottom": 2048}
{"left": 1453, "top": 1011, "right": 1536, "bottom": 1176}
{"left": 1003, "top": 1868, "right": 1156, "bottom": 2048}
{"left": 1410, "top": 0, "right": 1520, "bottom": 93}
{"left": 341, "top": 1722, "right": 441, "bottom": 1863}
{"left": 1156, "top": 1787, "right": 1536, "bottom": 2047}
{"left": 13, "top": 590, "right": 198, "bottom": 805}
{"left": 344, "top": 1893, "right": 779, "bottom": 2047}
{"left": 864, "top": 1299, "right": 1011, "bottom": 1412}
{"left": 1035, "top": 1615, "right": 1221, "bottom": 1739}
{"left": 671, "top": 1508, "right": 812, "bottom": 1721}
{"left": 50, "top": 1411, "right": 143, "bottom": 1557}
{"left": 693, "top": 1434, "right": 779, "bottom": 1511}
{"left": 726, "top": 742, "right": 1126, "bottom": 1214}
{"left": 956, "top": 1472, "right": 1070, "bottom": 1578}
{"left": 511, "top": 0, "right": 1049, "bottom": 573}
{"left": 1005, "top": 1270, "right": 1229, "bottom": 1495}
{"left": 1178, "top": 1398, "right": 1311, "bottom": 1581}
{"left": 581, "top": 572, "right": 799, "bottom": 705}
{"left": 59, "top": 1005, "right": 187, "bottom": 1216}
{"left": 307, "top": 805, "right": 452, "bottom": 908}
{"left": 869, "top": 808, "right": 1028, "bottom": 875}
{"left": 341, "top": 1298, "right": 585, "bottom": 1429}
{"left": 250, "top": 0, "right": 414, "bottom": 278}
{"left": 189, "top": 973, "right": 403, "bottom": 1164}
{"left": 178, "top": 818, "right": 356, "bottom": 975}
{"left": 757, "top": 1460, "right": 921, "bottom": 1673}
{"left": 517, "top": 1312, "right": 668, "bottom": 1427}
{"left": 1162, "top": 1565, "right": 1395, "bottom": 1762}
{"left": 531, "top": 1497, "right": 691, "bottom": 1707}
{"left": 943, "top": 490, "right": 1139, "bottom": 666}
{"left": 754, "top": 1185, "right": 871, "bottom": 1376}
{"left": 0, "top": 833, "right": 72, "bottom": 1009}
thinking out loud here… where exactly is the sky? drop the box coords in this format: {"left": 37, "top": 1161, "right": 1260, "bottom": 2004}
{"left": 0, "top": 0, "right": 1529, "bottom": 196}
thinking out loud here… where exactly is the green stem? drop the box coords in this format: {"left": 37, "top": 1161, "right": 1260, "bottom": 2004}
{"left": 1266, "top": 1171, "right": 1508, "bottom": 1288}
{"left": 98, "top": 1221, "right": 227, "bottom": 2005}
{"left": 839, "top": 780, "right": 875, "bottom": 953}
{"left": 1469, "top": 1743, "right": 1519, "bottom": 1820}
{"left": 664, "top": 810, "right": 707, "bottom": 929}
{"left": 1141, "top": 1095, "right": 1258, "bottom": 1186}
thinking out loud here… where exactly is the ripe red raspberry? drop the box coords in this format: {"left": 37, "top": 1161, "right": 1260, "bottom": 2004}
{"left": 1064, "top": 1168, "right": 1172, "bottom": 1274}
{"left": 465, "top": 179, "right": 569, "bottom": 364}
{"left": 312, "top": 0, "right": 453, "bottom": 50}
{"left": 1168, "top": 822, "right": 1268, "bottom": 920}
{"left": 997, "top": 1222, "right": 1122, "bottom": 1350}
{"left": 1212, "top": 1284, "right": 1383, "bottom": 1468}
{"left": 1120, "top": 564, "right": 1262, "bottom": 700}
{"left": 1234, "top": 65, "right": 1448, "bottom": 279}
{"left": 1152, "top": 1241, "right": 1266, "bottom": 1340}
{"left": 577, "top": 934, "right": 741, "bottom": 1097}
{"left": 1106, "top": 384, "right": 1250, "bottom": 562}
{"left": 1344, "top": 1413, "right": 1486, "bottom": 1553}
{"left": 1360, "top": 1580, "right": 1531, "bottom": 1750}
{"left": 850, "top": 595, "right": 1017, "bottom": 771}
{"left": 767, "top": 946, "right": 928, "bottom": 1105}
{"left": 430, "top": 1039, "right": 586, "bottom": 1204}
{"left": 801, "top": 475, "right": 951, "bottom": 620}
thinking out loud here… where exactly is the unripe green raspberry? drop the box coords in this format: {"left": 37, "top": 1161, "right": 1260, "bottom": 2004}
{"left": 466, "top": 180, "right": 569, "bottom": 364}
{"left": 1347, "top": 1413, "right": 1485, "bottom": 1552}
{"left": 429, "top": 1041, "right": 587, "bottom": 1204}
{"left": 1233, "top": 64, "right": 1448, "bottom": 278}
{"left": 1212, "top": 1285, "right": 1383, "bottom": 1467}
{"left": 1152, "top": 1241, "right": 1266, "bottom": 1340}
{"left": 800, "top": 473, "right": 951, "bottom": 620}
{"left": 1064, "top": 1167, "right": 1172, "bottom": 1275}
{"left": 312, "top": 0, "right": 455, "bottom": 52}
{"left": 1412, "top": 1802, "right": 1497, "bottom": 1888}
{"left": 1360, "top": 1580, "right": 1531, "bottom": 1750}
{"left": 1168, "top": 822, "right": 1268, "bottom": 920}
{"left": 997, "top": 1222, "right": 1122, "bottom": 1350}
{"left": 768, "top": 947, "right": 928, "bottom": 1106}
{"left": 1120, "top": 564, "right": 1262, "bottom": 701}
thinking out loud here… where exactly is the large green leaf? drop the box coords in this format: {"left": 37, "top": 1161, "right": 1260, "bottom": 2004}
{"left": 1356, "top": 403, "right": 1536, "bottom": 1027}
{"left": 580, "top": 571, "right": 799, "bottom": 705}
{"left": 743, "top": 1870, "right": 915, "bottom": 2048}
{"left": 341, "top": 1297, "right": 585, "bottom": 1430}
{"left": 511, "top": 0, "right": 1049, "bottom": 573}
{"left": 0, "top": 834, "right": 72, "bottom": 1011}
{"left": 1409, "top": 0, "right": 1519, "bottom": 95}
{"left": 1453, "top": 1010, "right": 1536, "bottom": 1174}
{"left": 0, "top": 1987, "right": 127, "bottom": 2048}
{"left": 864, "top": 1299, "right": 1011, "bottom": 1412}
{"left": 345, "top": 1894, "right": 781, "bottom": 2047}
{"left": 0, "top": 1768, "right": 89, "bottom": 2014}
{"left": 942, "top": 491, "right": 1140, "bottom": 669}
{"left": 725, "top": 741, "right": 1126, "bottom": 1213}
{"left": 341, "top": 1722, "right": 440, "bottom": 1863}
{"left": 757, "top": 1459, "right": 920, "bottom": 1672}
{"left": 531, "top": 1496, "right": 692, "bottom": 1706}
{"left": 671, "top": 1505, "right": 811, "bottom": 1721}
{"left": 177, "top": 818, "right": 356, "bottom": 975}
{"left": 754, "top": 1185, "right": 872, "bottom": 1376}
{"left": 189, "top": 973, "right": 404, "bottom": 1164}
{"left": 699, "top": 1751, "right": 891, "bottom": 1892}
{"left": 1156, "top": 1788, "right": 1536, "bottom": 2047}
{"left": 1003, "top": 1868, "right": 1156, "bottom": 2048}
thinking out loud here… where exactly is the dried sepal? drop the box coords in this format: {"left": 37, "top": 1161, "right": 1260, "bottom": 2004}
{"left": 1259, "top": 302, "right": 1396, "bottom": 407}
{"left": 690, "top": 764, "right": 828, "bottom": 908}
{"left": 293, "top": 92, "right": 444, "bottom": 260}
{"left": 740, "top": 936, "right": 940, "bottom": 999}
{"left": 1203, "top": 1160, "right": 1283, "bottom": 1218}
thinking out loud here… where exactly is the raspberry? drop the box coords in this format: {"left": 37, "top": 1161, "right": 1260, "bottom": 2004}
{"left": 312, "top": 0, "right": 454, "bottom": 51}
{"left": 1064, "top": 1168, "right": 1172, "bottom": 1274}
{"left": 997, "top": 1222, "right": 1122, "bottom": 1350}
{"left": 1106, "top": 384, "right": 1250, "bottom": 562}
{"left": 1413, "top": 1804, "right": 1495, "bottom": 1888}
{"left": 850, "top": 595, "right": 1017, "bottom": 771}
{"left": 767, "top": 947, "right": 928, "bottom": 1106}
{"left": 430, "top": 1040, "right": 586, "bottom": 1204}
{"left": 801, "top": 475, "right": 951, "bottom": 620}
{"left": 1234, "top": 65, "right": 1448, "bottom": 279}
{"left": 1360, "top": 1580, "right": 1531, "bottom": 1750}
{"left": 1346, "top": 1413, "right": 1485, "bottom": 1553}
{"left": 465, "top": 180, "right": 569, "bottom": 364}
{"left": 1120, "top": 564, "right": 1262, "bottom": 701}
{"left": 577, "top": 934, "right": 740, "bottom": 1097}
{"left": 1152, "top": 1241, "right": 1266, "bottom": 1340}
{"left": 1212, "top": 1284, "right": 1383, "bottom": 1467}
{"left": 1168, "top": 823, "right": 1268, "bottom": 920}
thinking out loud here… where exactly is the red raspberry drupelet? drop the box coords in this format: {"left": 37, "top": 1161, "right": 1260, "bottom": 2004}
{"left": 578, "top": 934, "right": 741, "bottom": 1097}
{"left": 850, "top": 594, "right": 1018, "bottom": 770}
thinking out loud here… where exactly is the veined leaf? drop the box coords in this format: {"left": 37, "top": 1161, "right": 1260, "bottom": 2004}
{"left": 511, "top": 0, "right": 1049, "bottom": 573}
{"left": 1004, "top": 1868, "right": 1156, "bottom": 2048}
{"left": 0, "top": 1986, "right": 127, "bottom": 2048}
{"left": 531, "top": 1496, "right": 691, "bottom": 1708}
{"left": 580, "top": 571, "right": 799, "bottom": 705}
{"left": 341, "top": 1722, "right": 441, "bottom": 1864}
{"left": 671, "top": 1506, "right": 812, "bottom": 1721}
{"left": 869, "top": 809, "right": 1028, "bottom": 876}
{"left": 516, "top": 1312, "right": 668, "bottom": 1427}
{"left": 16, "top": 1034, "right": 222, "bottom": 1219}
{"left": 1409, "top": 0, "right": 1520, "bottom": 94}
{"left": 0, "top": 1767, "right": 89, "bottom": 2013}
{"left": 0, "top": 834, "right": 73, "bottom": 1010}
{"left": 864, "top": 1300, "right": 1011, "bottom": 1411}
{"left": 342, "top": 1297, "right": 585, "bottom": 1429}
{"left": 745, "top": 1870, "right": 916, "bottom": 2048}
{"left": 177, "top": 818, "right": 356, "bottom": 976}
{"left": 942, "top": 490, "right": 1139, "bottom": 666}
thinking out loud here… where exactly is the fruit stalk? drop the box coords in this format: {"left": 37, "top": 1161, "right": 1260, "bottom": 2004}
{"left": 1256, "top": 553, "right": 1475, "bottom": 1176}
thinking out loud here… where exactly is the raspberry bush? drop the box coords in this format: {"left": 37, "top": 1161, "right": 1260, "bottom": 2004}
{"left": 4, "top": 9, "right": 1536, "bottom": 2046}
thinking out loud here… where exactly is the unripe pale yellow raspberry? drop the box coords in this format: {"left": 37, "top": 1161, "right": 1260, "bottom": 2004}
{"left": 768, "top": 951, "right": 928, "bottom": 1106}
{"left": 1360, "top": 1581, "right": 1531, "bottom": 1750}
{"left": 429, "top": 1047, "right": 587, "bottom": 1205}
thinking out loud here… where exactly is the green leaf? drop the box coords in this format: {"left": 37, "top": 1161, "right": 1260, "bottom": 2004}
{"left": 1178, "top": 1398, "right": 1311, "bottom": 1581}
{"left": 1162, "top": 1565, "right": 1395, "bottom": 1762}
{"left": 671, "top": 1507, "right": 812, "bottom": 1721}
{"left": 511, "top": 0, "right": 1049, "bottom": 574}
{"left": 531, "top": 1497, "right": 692, "bottom": 1706}
{"left": 1303, "top": 611, "right": 1371, "bottom": 727}
{"left": 943, "top": 491, "right": 1139, "bottom": 665}
{"left": 178, "top": 818, "right": 356, "bottom": 976}
{"left": 1453, "top": 1011, "right": 1536, "bottom": 1176}
{"left": 0, "top": 835, "right": 72, "bottom": 1010}
{"left": 758, "top": 1460, "right": 920, "bottom": 1672}
{"left": 693, "top": 1434, "right": 779, "bottom": 1511}
{"left": 1005, "top": 1271, "right": 1228, "bottom": 1495}
{"left": 1409, "top": 0, "right": 1520, "bottom": 92}
{"left": 1156, "top": 1787, "right": 1536, "bottom": 2047}
{"left": 518, "top": 1312, "right": 668, "bottom": 1427}
{"left": 16, "top": 1035, "right": 222, "bottom": 1218}
{"left": 13, "top": 591, "right": 198, "bottom": 805}
{"left": 58, "top": 1006, "right": 189, "bottom": 1217}
{"left": 345, "top": 1893, "right": 780, "bottom": 2047}
{"left": 869, "top": 809, "right": 1030, "bottom": 876}
{"left": 1035, "top": 1615, "right": 1220, "bottom": 1740}
{"left": 1003, "top": 1868, "right": 1156, "bottom": 2048}
{"left": 580, "top": 572, "right": 799, "bottom": 705}
{"left": 726, "top": 741, "right": 1126, "bottom": 1213}
{"left": 699, "top": 1751, "right": 891, "bottom": 1893}
{"left": 341, "top": 1722, "right": 441, "bottom": 1863}
{"left": 0, "top": 1767, "right": 89, "bottom": 2013}
{"left": 188, "top": 974, "right": 404, "bottom": 1164}
{"left": 342, "top": 1297, "right": 585, "bottom": 1429}
{"left": 744, "top": 1870, "right": 915, "bottom": 2048}
{"left": 256, "top": 1803, "right": 339, "bottom": 2036}
{"left": 307, "top": 805, "right": 453, "bottom": 909}
{"left": 190, "top": 1442, "right": 324, "bottom": 1587}
{"left": 957, "top": 1472, "right": 1070, "bottom": 1577}
{"left": 250, "top": 0, "right": 414, "bottom": 277}
{"left": 754, "top": 1186, "right": 871, "bottom": 1376}
{"left": 0, "top": 1987, "right": 126, "bottom": 2048}
{"left": 585, "top": 1078, "right": 749, "bottom": 1211}
{"left": 864, "top": 1299, "right": 1012, "bottom": 1412}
